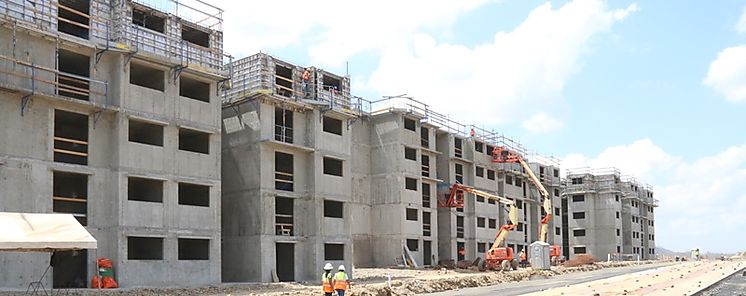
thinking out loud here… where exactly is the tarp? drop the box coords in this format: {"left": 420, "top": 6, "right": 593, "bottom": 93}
{"left": 0, "top": 212, "right": 97, "bottom": 252}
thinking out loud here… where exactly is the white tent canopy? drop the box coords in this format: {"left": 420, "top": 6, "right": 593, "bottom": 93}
{"left": 0, "top": 212, "right": 97, "bottom": 252}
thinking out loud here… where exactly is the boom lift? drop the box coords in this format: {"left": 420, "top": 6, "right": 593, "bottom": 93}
{"left": 491, "top": 147, "right": 562, "bottom": 264}
{"left": 447, "top": 183, "right": 520, "bottom": 271}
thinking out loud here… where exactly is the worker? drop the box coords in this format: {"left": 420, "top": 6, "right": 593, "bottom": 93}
{"left": 321, "top": 263, "right": 334, "bottom": 296}
{"left": 693, "top": 248, "right": 700, "bottom": 261}
{"left": 519, "top": 248, "right": 528, "bottom": 268}
{"left": 458, "top": 246, "right": 465, "bottom": 260}
{"left": 302, "top": 68, "right": 311, "bottom": 97}
{"left": 333, "top": 264, "right": 350, "bottom": 296}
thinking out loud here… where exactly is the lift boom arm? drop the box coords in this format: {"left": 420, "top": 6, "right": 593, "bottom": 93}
{"left": 449, "top": 184, "right": 518, "bottom": 250}
{"left": 492, "top": 147, "right": 553, "bottom": 243}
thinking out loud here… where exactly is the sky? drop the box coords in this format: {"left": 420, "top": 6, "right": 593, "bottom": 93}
{"left": 216, "top": 0, "right": 746, "bottom": 253}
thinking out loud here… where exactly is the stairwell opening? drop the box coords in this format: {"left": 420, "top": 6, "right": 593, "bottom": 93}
{"left": 57, "top": 49, "right": 91, "bottom": 101}
{"left": 53, "top": 110, "right": 89, "bottom": 165}
{"left": 58, "top": 0, "right": 90, "bottom": 39}
{"left": 132, "top": 6, "right": 166, "bottom": 33}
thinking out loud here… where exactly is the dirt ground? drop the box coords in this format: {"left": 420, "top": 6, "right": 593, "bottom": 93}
{"left": 0, "top": 261, "right": 657, "bottom": 296}
{"left": 525, "top": 259, "right": 746, "bottom": 296}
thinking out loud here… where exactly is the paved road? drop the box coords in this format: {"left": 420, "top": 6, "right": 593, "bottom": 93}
{"left": 695, "top": 265, "right": 746, "bottom": 296}
{"left": 425, "top": 262, "right": 674, "bottom": 296}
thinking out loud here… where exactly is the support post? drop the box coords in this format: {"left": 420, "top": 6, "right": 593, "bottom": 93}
{"left": 20, "top": 64, "right": 35, "bottom": 116}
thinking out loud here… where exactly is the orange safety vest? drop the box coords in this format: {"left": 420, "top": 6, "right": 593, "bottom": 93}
{"left": 322, "top": 272, "right": 333, "bottom": 293}
{"left": 520, "top": 252, "right": 526, "bottom": 261}
{"left": 303, "top": 71, "right": 311, "bottom": 81}
{"left": 333, "top": 271, "right": 348, "bottom": 290}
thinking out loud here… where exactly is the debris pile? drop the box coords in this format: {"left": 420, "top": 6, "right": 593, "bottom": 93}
{"left": 0, "top": 261, "right": 657, "bottom": 296}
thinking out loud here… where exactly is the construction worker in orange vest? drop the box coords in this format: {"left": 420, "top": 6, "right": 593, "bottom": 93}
{"left": 333, "top": 264, "right": 350, "bottom": 296}
{"left": 302, "top": 68, "right": 311, "bottom": 97}
{"left": 321, "top": 263, "right": 334, "bottom": 296}
{"left": 519, "top": 248, "right": 528, "bottom": 268}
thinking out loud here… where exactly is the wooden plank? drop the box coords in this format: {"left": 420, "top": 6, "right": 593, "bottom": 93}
{"left": 0, "top": 69, "right": 33, "bottom": 80}
{"left": 274, "top": 75, "right": 294, "bottom": 84}
{"left": 275, "top": 84, "right": 294, "bottom": 93}
{"left": 58, "top": 82, "right": 91, "bottom": 94}
{"left": 54, "top": 136, "right": 88, "bottom": 145}
{"left": 57, "top": 16, "right": 91, "bottom": 30}
{"left": 57, "top": 3, "right": 92, "bottom": 19}
{"left": 59, "top": 74, "right": 91, "bottom": 85}
{"left": 53, "top": 196, "right": 87, "bottom": 203}
{"left": 53, "top": 148, "right": 88, "bottom": 157}
{"left": 57, "top": 85, "right": 90, "bottom": 97}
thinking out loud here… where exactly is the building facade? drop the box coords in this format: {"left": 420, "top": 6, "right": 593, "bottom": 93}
{"left": 221, "top": 53, "right": 359, "bottom": 282}
{"left": 562, "top": 169, "right": 658, "bottom": 260}
{"left": 0, "top": 0, "right": 228, "bottom": 289}
{"left": 220, "top": 55, "right": 564, "bottom": 282}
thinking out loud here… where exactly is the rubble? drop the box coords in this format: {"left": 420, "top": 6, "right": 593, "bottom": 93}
{"left": 0, "top": 261, "right": 657, "bottom": 296}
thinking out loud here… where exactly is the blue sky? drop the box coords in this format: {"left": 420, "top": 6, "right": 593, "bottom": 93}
{"left": 220, "top": 0, "right": 746, "bottom": 253}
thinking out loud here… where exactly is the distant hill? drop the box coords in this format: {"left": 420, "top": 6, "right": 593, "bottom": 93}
{"left": 656, "top": 246, "right": 697, "bottom": 258}
{"left": 655, "top": 246, "right": 685, "bottom": 256}
{"left": 656, "top": 247, "right": 742, "bottom": 259}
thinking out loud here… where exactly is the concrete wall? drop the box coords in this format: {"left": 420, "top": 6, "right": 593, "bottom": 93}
{"left": 0, "top": 13, "right": 223, "bottom": 288}
{"left": 565, "top": 174, "right": 624, "bottom": 259}
{"left": 563, "top": 173, "right": 655, "bottom": 261}
{"left": 364, "top": 111, "right": 438, "bottom": 267}
{"left": 221, "top": 100, "right": 355, "bottom": 283}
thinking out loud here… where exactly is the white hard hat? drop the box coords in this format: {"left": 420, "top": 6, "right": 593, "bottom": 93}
{"left": 338, "top": 264, "right": 345, "bottom": 271}
{"left": 324, "top": 263, "right": 333, "bottom": 270}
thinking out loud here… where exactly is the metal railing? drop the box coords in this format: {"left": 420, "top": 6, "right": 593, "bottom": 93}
{"left": 0, "top": 0, "right": 230, "bottom": 75}
{"left": 132, "top": 0, "right": 223, "bottom": 30}
{"left": 121, "top": 21, "right": 230, "bottom": 74}
{"left": 566, "top": 167, "right": 621, "bottom": 177}
{"left": 422, "top": 224, "right": 431, "bottom": 236}
{"left": 0, "top": 54, "right": 109, "bottom": 106}
{"left": 0, "top": 0, "right": 111, "bottom": 42}
{"left": 226, "top": 53, "right": 366, "bottom": 115}
{"left": 274, "top": 125, "right": 293, "bottom": 144}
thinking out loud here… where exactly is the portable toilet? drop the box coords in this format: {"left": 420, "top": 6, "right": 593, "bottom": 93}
{"left": 530, "top": 241, "right": 551, "bottom": 270}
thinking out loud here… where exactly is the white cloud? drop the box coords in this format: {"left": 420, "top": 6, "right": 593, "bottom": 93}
{"left": 736, "top": 7, "right": 746, "bottom": 33}
{"left": 521, "top": 112, "right": 564, "bottom": 133}
{"left": 704, "top": 45, "right": 746, "bottom": 103}
{"left": 561, "top": 139, "right": 678, "bottom": 180}
{"left": 562, "top": 140, "right": 746, "bottom": 253}
{"left": 366, "top": 0, "right": 638, "bottom": 127}
{"left": 219, "top": 0, "right": 636, "bottom": 131}
{"left": 219, "top": 0, "right": 491, "bottom": 62}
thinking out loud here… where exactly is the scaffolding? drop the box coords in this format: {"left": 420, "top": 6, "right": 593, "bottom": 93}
{"left": 0, "top": 0, "right": 230, "bottom": 76}
{"left": 563, "top": 167, "right": 623, "bottom": 195}
{"left": 226, "top": 53, "right": 361, "bottom": 116}
{"left": 224, "top": 54, "right": 553, "bottom": 165}
{"left": 0, "top": 0, "right": 110, "bottom": 42}
{"left": 113, "top": 0, "right": 230, "bottom": 75}
{"left": 0, "top": 54, "right": 109, "bottom": 113}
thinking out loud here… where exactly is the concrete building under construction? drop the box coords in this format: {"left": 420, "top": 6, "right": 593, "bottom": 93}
{"left": 562, "top": 168, "right": 658, "bottom": 260}
{"left": 0, "top": 0, "right": 658, "bottom": 288}
{"left": 220, "top": 52, "right": 567, "bottom": 282}
{"left": 0, "top": 0, "right": 229, "bottom": 289}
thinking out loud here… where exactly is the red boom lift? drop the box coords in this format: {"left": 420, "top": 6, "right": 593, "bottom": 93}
{"left": 492, "top": 146, "right": 562, "bottom": 265}
{"left": 446, "top": 183, "right": 520, "bottom": 271}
